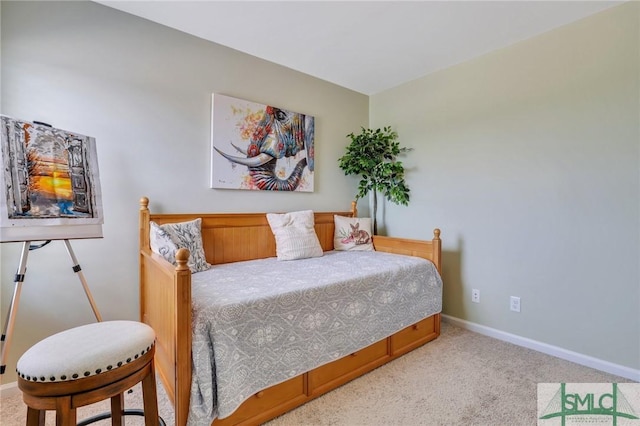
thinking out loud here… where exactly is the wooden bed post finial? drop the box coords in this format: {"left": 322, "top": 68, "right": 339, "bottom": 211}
{"left": 432, "top": 228, "right": 442, "bottom": 273}
{"left": 139, "top": 197, "right": 151, "bottom": 253}
{"left": 175, "top": 248, "right": 190, "bottom": 272}
{"left": 351, "top": 200, "right": 358, "bottom": 218}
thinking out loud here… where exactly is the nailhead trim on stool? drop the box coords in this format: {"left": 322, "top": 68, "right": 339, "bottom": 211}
{"left": 16, "top": 320, "right": 155, "bottom": 382}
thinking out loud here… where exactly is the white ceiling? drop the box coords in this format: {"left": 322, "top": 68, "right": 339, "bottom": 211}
{"left": 97, "top": 1, "right": 623, "bottom": 95}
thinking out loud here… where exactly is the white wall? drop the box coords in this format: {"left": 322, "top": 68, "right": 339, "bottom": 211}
{"left": 0, "top": 1, "right": 368, "bottom": 384}
{"left": 371, "top": 2, "right": 639, "bottom": 370}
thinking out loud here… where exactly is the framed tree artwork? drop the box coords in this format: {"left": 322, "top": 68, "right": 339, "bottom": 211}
{"left": 0, "top": 116, "right": 103, "bottom": 242}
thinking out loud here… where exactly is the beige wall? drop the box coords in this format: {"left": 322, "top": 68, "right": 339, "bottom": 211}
{"left": 371, "top": 2, "right": 639, "bottom": 370}
{"left": 0, "top": 1, "right": 368, "bottom": 384}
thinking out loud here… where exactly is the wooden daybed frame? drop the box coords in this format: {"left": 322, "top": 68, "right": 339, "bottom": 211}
{"left": 138, "top": 197, "right": 442, "bottom": 426}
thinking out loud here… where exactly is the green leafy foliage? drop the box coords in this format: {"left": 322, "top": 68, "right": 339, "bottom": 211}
{"left": 338, "top": 126, "right": 411, "bottom": 233}
{"left": 338, "top": 126, "right": 411, "bottom": 205}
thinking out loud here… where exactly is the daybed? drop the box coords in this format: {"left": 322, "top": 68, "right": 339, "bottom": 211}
{"left": 138, "top": 197, "right": 443, "bottom": 426}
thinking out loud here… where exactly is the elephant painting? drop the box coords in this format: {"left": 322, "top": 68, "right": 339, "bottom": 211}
{"left": 211, "top": 94, "right": 314, "bottom": 192}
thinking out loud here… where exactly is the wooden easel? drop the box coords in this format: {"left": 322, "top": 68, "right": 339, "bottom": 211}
{"left": 0, "top": 239, "right": 102, "bottom": 374}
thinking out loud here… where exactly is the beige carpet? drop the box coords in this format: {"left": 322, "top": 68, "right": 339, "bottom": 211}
{"left": 0, "top": 322, "right": 632, "bottom": 425}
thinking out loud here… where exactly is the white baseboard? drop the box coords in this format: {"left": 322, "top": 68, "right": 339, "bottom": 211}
{"left": 0, "top": 381, "right": 19, "bottom": 397}
{"left": 441, "top": 314, "right": 640, "bottom": 382}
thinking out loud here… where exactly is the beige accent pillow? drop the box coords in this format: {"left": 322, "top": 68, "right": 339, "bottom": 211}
{"left": 266, "top": 210, "right": 323, "bottom": 260}
{"left": 333, "top": 215, "right": 374, "bottom": 251}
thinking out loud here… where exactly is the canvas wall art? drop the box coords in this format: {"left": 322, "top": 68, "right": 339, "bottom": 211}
{"left": 0, "top": 116, "right": 103, "bottom": 242}
{"left": 211, "top": 94, "right": 315, "bottom": 192}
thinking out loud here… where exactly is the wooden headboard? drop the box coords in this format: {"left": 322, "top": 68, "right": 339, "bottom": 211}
{"left": 139, "top": 197, "right": 357, "bottom": 265}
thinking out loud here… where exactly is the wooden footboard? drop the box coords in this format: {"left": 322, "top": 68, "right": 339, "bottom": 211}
{"left": 139, "top": 197, "right": 442, "bottom": 426}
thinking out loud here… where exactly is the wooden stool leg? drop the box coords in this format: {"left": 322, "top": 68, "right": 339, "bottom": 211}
{"left": 111, "top": 393, "right": 124, "bottom": 426}
{"left": 25, "top": 407, "right": 45, "bottom": 426}
{"left": 55, "top": 395, "right": 76, "bottom": 426}
{"left": 141, "top": 362, "right": 159, "bottom": 426}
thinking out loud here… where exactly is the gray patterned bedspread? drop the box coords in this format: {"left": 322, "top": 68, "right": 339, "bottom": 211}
{"left": 187, "top": 250, "right": 442, "bottom": 425}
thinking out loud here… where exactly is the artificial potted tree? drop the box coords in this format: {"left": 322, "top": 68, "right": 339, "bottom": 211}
{"left": 338, "top": 126, "right": 410, "bottom": 234}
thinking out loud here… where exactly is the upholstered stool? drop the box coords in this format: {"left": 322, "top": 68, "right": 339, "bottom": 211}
{"left": 16, "top": 320, "right": 162, "bottom": 426}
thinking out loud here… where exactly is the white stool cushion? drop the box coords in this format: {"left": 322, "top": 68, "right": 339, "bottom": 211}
{"left": 17, "top": 320, "right": 155, "bottom": 383}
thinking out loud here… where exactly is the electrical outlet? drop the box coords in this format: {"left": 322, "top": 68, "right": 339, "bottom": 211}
{"left": 510, "top": 296, "right": 521, "bottom": 312}
{"left": 472, "top": 289, "right": 480, "bottom": 303}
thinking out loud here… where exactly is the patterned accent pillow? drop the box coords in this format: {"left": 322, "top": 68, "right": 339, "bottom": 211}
{"left": 150, "top": 222, "right": 178, "bottom": 265}
{"left": 266, "top": 210, "right": 323, "bottom": 261}
{"left": 333, "top": 215, "right": 374, "bottom": 251}
{"left": 149, "top": 219, "right": 211, "bottom": 273}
